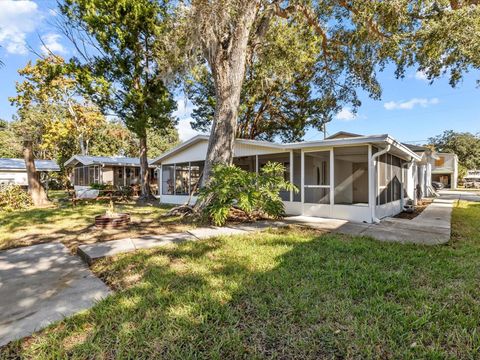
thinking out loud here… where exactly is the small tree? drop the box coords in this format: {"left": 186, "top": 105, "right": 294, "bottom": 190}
{"left": 60, "top": 0, "right": 178, "bottom": 200}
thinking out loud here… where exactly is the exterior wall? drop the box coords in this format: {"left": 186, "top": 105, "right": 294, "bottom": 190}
{"left": 161, "top": 140, "right": 287, "bottom": 165}
{"left": 0, "top": 170, "right": 28, "bottom": 186}
{"left": 160, "top": 194, "right": 197, "bottom": 205}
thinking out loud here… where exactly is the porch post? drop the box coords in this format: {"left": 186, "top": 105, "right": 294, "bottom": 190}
{"left": 329, "top": 148, "right": 334, "bottom": 206}
{"left": 368, "top": 145, "right": 375, "bottom": 221}
{"left": 255, "top": 155, "right": 259, "bottom": 175}
{"left": 300, "top": 149, "right": 304, "bottom": 203}
{"left": 289, "top": 150, "right": 293, "bottom": 202}
{"left": 173, "top": 163, "right": 176, "bottom": 195}
{"left": 123, "top": 166, "right": 126, "bottom": 186}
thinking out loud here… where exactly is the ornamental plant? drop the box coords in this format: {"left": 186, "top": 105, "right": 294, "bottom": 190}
{"left": 199, "top": 162, "right": 296, "bottom": 226}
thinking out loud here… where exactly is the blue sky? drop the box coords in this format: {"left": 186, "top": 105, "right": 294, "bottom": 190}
{"left": 1, "top": 0, "right": 479, "bottom": 145}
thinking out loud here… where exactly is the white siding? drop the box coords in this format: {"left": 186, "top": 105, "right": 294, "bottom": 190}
{"left": 0, "top": 171, "right": 28, "bottom": 186}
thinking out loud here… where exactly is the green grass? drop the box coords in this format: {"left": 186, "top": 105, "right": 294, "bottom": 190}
{"left": 0, "top": 192, "right": 193, "bottom": 251}
{"left": 2, "top": 201, "right": 480, "bottom": 359}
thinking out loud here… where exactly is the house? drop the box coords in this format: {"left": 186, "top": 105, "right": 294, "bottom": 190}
{"left": 0, "top": 158, "right": 60, "bottom": 186}
{"left": 64, "top": 155, "right": 157, "bottom": 189}
{"left": 430, "top": 152, "right": 458, "bottom": 189}
{"left": 403, "top": 144, "right": 437, "bottom": 197}
{"left": 151, "top": 133, "right": 429, "bottom": 223}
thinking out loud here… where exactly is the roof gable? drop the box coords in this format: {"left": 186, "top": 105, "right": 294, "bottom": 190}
{"left": 325, "top": 131, "right": 363, "bottom": 140}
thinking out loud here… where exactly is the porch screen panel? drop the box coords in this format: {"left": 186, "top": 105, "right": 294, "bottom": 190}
{"left": 190, "top": 161, "right": 204, "bottom": 195}
{"left": 392, "top": 156, "right": 402, "bottom": 201}
{"left": 334, "top": 146, "right": 368, "bottom": 205}
{"left": 293, "top": 151, "right": 301, "bottom": 202}
{"left": 377, "top": 154, "right": 388, "bottom": 205}
{"left": 175, "top": 163, "right": 189, "bottom": 195}
{"left": 304, "top": 151, "right": 330, "bottom": 204}
{"left": 89, "top": 166, "right": 95, "bottom": 184}
{"left": 162, "top": 165, "right": 174, "bottom": 195}
{"left": 259, "top": 153, "right": 291, "bottom": 201}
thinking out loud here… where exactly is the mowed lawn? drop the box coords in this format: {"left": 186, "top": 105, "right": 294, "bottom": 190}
{"left": 0, "top": 191, "right": 193, "bottom": 251}
{"left": 2, "top": 201, "right": 480, "bottom": 359}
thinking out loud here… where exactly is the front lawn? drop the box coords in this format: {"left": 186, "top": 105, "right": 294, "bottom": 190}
{"left": 0, "top": 191, "right": 194, "bottom": 251}
{"left": 2, "top": 201, "right": 480, "bottom": 358}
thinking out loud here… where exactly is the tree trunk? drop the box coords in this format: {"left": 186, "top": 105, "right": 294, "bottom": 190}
{"left": 201, "top": 2, "right": 260, "bottom": 189}
{"left": 23, "top": 140, "right": 49, "bottom": 206}
{"left": 139, "top": 134, "right": 153, "bottom": 200}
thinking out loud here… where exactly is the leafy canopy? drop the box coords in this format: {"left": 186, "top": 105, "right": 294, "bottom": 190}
{"left": 60, "top": 0, "right": 178, "bottom": 138}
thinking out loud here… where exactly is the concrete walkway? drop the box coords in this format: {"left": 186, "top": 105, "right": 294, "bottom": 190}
{"left": 0, "top": 243, "right": 110, "bottom": 346}
{"left": 78, "top": 195, "right": 460, "bottom": 265}
{"left": 78, "top": 221, "right": 288, "bottom": 264}
{"left": 285, "top": 197, "right": 455, "bottom": 245}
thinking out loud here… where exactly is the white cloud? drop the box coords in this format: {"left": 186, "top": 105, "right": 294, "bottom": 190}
{"left": 414, "top": 70, "right": 428, "bottom": 81}
{"left": 40, "top": 33, "right": 67, "bottom": 55}
{"left": 384, "top": 97, "right": 439, "bottom": 110}
{"left": 0, "top": 0, "right": 41, "bottom": 55}
{"left": 173, "top": 99, "right": 204, "bottom": 141}
{"left": 335, "top": 108, "right": 356, "bottom": 121}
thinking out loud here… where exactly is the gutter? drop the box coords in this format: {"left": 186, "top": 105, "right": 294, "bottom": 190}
{"left": 370, "top": 144, "right": 391, "bottom": 224}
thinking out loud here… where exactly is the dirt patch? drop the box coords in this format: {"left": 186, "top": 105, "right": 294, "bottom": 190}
{"left": 394, "top": 199, "right": 433, "bottom": 220}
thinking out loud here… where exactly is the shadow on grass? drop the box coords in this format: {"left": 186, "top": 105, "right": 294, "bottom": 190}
{"left": 0, "top": 201, "right": 195, "bottom": 252}
{"left": 4, "top": 201, "right": 480, "bottom": 359}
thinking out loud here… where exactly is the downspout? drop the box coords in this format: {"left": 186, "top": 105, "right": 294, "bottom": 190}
{"left": 370, "top": 145, "right": 391, "bottom": 223}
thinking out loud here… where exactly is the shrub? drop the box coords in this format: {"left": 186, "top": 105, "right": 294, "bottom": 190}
{"left": 199, "top": 162, "right": 297, "bottom": 226}
{"left": 0, "top": 184, "right": 33, "bottom": 212}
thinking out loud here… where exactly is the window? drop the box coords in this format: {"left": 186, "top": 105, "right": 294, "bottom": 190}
{"left": 304, "top": 151, "right": 330, "bottom": 204}
{"left": 435, "top": 157, "right": 445, "bottom": 167}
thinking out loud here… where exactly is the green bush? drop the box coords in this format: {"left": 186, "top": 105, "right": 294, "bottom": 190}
{"left": 199, "top": 162, "right": 297, "bottom": 226}
{"left": 0, "top": 184, "right": 33, "bottom": 212}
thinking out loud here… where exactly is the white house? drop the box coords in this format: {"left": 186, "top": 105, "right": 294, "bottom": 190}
{"left": 430, "top": 152, "right": 458, "bottom": 189}
{"left": 151, "top": 132, "right": 433, "bottom": 223}
{"left": 0, "top": 158, "right": 60, "bottom": 186}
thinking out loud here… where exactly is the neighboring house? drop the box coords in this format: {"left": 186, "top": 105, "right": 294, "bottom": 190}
{"left": 151, "top": 132, "right": 427, "bottom": 223}
{"left": 64, "top": 155, "right": 157, "bottom": 189}
{"left": 430, "top": 152, "right": 458, "bottom": 189}
{"left": 403, "top": 144, "right": 437, "bottom": 197}
{"left": 0, "top": 158, "right": 60, "bottom": 186}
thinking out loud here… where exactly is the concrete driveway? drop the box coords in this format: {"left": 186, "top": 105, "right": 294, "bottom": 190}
{"left": 437, "top": 189, "right": 480, "bottom": 202}
{"left": 0, "top": 243, "right": 110, "bottom": 346}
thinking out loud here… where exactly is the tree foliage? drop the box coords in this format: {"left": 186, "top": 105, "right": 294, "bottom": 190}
{"left": 0, "top": 120, "right": 23, "bottom": 158}
{"left": 429, "top": 130, "right": 480, "bottom": 169}
{"left": 60, "top": 0, "right": 178, "bottom": 198}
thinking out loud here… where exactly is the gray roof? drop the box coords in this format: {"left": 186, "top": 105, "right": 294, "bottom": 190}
{"left": 64, "top": 155, "right": 154, "bottom": 168}
{"left": 0, "top": 158, "right": 60, "bottom": 171}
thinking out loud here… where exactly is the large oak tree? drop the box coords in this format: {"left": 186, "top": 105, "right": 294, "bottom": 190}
{"left": 182, "top": 0, "right": 480, "bottom": 198}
